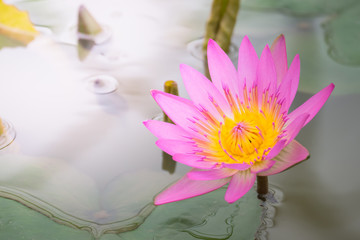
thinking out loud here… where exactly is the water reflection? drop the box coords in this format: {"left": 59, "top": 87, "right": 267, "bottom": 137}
{"left": 78, "top": 38, "right": 95, "bottom": 60}
{"left": 118, "top": 186, "right": 264, "bottom": 240}
{"left": 162, "top": 152, "right": 176, "bottom": 174}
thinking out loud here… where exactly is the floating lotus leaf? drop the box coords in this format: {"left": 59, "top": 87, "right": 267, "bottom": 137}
{"left": 323, "top": 3, "right": 360, "bottom": 66}
{"left": 242, "top": 0, "right": 357, "bottom": 16}
{"left": 117, "top": 186, "right": 262, "bottom": 240}
{"left": 0, "top": 197, "right": 92, "bottom": 240}
{"left": 232, "top": 10, "right": 360, "bottom": 95}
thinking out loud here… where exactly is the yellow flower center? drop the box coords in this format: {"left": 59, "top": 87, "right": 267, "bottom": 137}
{"left": 221, "top": 119, "right": 262, "bottom": 156}
{"left": 195, "top": 86, "right": 285, "bottom": 165}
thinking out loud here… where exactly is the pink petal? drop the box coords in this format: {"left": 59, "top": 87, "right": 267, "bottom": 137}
{"left": 180, "top": 64, "right": 233, "bottom": 119}
{"left": 238, "top": 36, "right": 259, "bottom": 90}
{"left": 151, "top": 90, "right": 208, "bottom": 139}
{"left": 288, "top": 83, "right": 335, "bottom": 127}
{"left": 283, "top": 113, "right": 309, "bottom": 145}
{"left": 156, "top": 139, "right": 197, "bottom": 156}
{"left": 187, "top": 168, "right": 238, "bottom": 180}
{"left": 207, "top": 39, "right": 241, "bottom": 101}
{"left": 270, "top": 34, "right": 288, "bottom": 85}
{"left": 221, "top": 162, "right": 252, "bottom": 170}
{"left": 173, "top": 154, "right": 218, "bottom": 169}
{"left": 257, "top": 45, "right": 277, "bottom": 96}
{"left": 265, "top": 139, "right": 286, "bottom": 160}
{"left": 277, "top": 54, "right": 300, "bottom": 111}
{"left": 143, "top": 120, "right": 191, "bottom": 140}
{"left": 224, "top": 170, "right": 256, "bottom": 203}
{"left": 258, "top": 140, "right": 309, "bottom": 176}
{"left": 154, "top": 175, "right": 231, "bottom": 205}
{"left": 250, "top": 160, "right": 275, "bottom": 173}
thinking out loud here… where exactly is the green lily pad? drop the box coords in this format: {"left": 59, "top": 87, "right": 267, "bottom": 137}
{"left": 0, "top": 154, "right": 100, "bottom": 233}
{"left": 242, "top": 0, "right": 357, "bottom": 16}
{"left": 100, "top": 235, "right": 122, "bottom": 240}
{"left": 323, "top": 3, "right": 360, "bottom": 66}
{"left": 0, "top": 153, "right": 188, "bottom": 237}
{"left": 117, "top": 186, "right": 263, "bottom": 240}
{"left": 242, "top": 0, "right": 360, "bottom": 67}
{"left": 232, "top": 10, "right": 360, "bottom": 95}
{"left": 0, "top": 197, "right": 91, "bottom": 240}
{"left": 0, "top": 182, "right": 267, "bottom": 240}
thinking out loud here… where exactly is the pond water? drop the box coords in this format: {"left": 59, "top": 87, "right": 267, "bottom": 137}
{"left": 0, "top": 0, "right": 359, "bottom": 239}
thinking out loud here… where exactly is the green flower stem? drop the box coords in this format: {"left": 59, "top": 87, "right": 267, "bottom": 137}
{"left": 203, "top": 0, "right": 228, "bottom": 52}
{"left": 203, "top": 0, "right": 240, "bottom": 79}
{"left": 163, "top": 80, "right": 178, "bottom": 123}
{"left": 256, "top": 176, "right": 268, "bottom": 201}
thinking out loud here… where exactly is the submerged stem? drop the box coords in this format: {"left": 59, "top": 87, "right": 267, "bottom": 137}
{"left": 257, "top": 176, "right": 268, "bottom": 201}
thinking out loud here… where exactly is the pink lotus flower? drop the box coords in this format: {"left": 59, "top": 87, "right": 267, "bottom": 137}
{"left": 144, "top": 35, "right": 334, "bottom": 205}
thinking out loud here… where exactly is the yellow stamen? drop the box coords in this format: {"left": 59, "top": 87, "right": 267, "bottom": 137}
{"left": 194, "top": 86, "right": 284, "bottom": 165}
